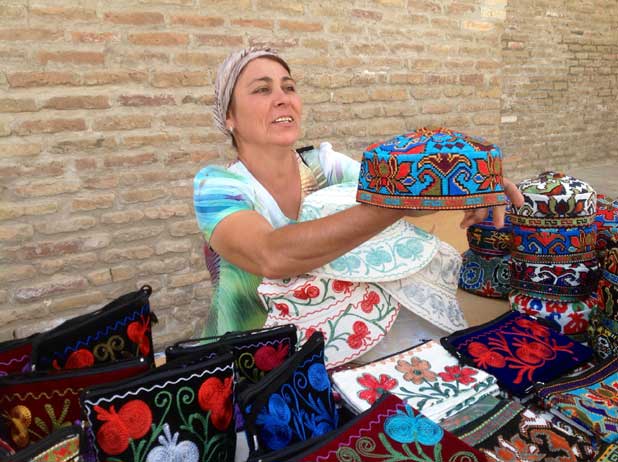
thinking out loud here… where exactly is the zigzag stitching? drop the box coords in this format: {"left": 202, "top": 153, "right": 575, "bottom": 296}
{"left": 0, "top": 387, "right": 79, "bottom": 404}
{"left": 55, "top": 304, "right": 150, "bottom": 357}
{"left": 0, "top": 355, "right": 29, "bottom": 367}
{"left": 314, "top": 404, "right": 406, "bottom": 462}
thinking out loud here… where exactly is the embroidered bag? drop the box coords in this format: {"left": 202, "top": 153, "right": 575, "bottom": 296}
{"left": 450, "top": 398, "right": 594, "bottom": 461}
{"left": 536, "top": 356, "right": 618, "bottom": 443}
{"left": 0, "top": 358, "right": 148, "bottom": 450}
{"left": 588, "top": 310, "right": 618, "bottom": 360}
{"left": 441, "top": 311, "right": 593, "bottom": 397}
{"left": 0, "top": 435, "right": 14, "bottom": 458}
{"left": 165, "top": 324, "right": 297, "bottom": 393}
{"left": 330, "top": 339, "right": 499, "bottom": 422}
{"left": 0, "top": 334, "right": 36, "bottom": 377}
{"left": 31, "top": 285, "right": 156, "bottom": 372}
{"left": 247, "top": 393, "right": 488, "bottom": 462}
{"left": 596, "top": 443, "right": 618, "bottom": 462}
{"left": 9, "top": 425, "right": 81, "bottom": 462}
{"left": 238, "top": 332, "right": 339, "bottom": 457}
{"left": 81, "top": 352, "right": 236, "bottom": 462}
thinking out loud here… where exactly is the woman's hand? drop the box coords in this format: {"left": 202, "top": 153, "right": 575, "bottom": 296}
{"left": 459, "top": 178, "right": 524, "bottom": 229}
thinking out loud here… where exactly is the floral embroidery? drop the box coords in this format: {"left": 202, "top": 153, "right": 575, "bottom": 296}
{"left": 94, "top": 400, "right": 152, "bottom": 455}
{"left": 395, "top": 357, "right": 436, "bottom": 384}
{"left": 367, "top": 156, "right": 412, "bottom": 194}
{"left": 384, "top": 405, "right": 443, "bottom": 445}
{"left": 127, "top": 314, "right": 152, "bottom": 356}
{"left": 475, "top": 152, "right": 502, "bottom": 191}
{"left": 332, "top": 280, "right": 353, "bottom": 294}
{"left": 146, "top": 423, "right": 199, "bottom": 462}
{"left": 346, "top": 321, "right": 370, "bottom": 349}
{"left": 439, "top": 365, "right": 478, "bottom": 385}
{"left": 274, "top": 303, "right": 289, "bottom": 317}
{"left": 53, "top": 349, "right": 94, "bottom": 370}
{"left": 197, "top": 376, "right": 233, "bottom": 431}
{"left": 253, "top": 343, "right": 289, "bottom": 372}
{"left": 360, "top": 291, "right": 380, "bottom": 313}
{"left": 8, "top": 405, "right": 31, "bottom": 448}
{"left": 357, "top": 373, "right": 398, "bottom": 404}
{"left": 293, "top": 285, "right": 320, "bottom": 300}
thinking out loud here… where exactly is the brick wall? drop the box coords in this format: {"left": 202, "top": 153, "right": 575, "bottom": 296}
{"left": 0, "top": 0, "right": 616, "bottom": 348}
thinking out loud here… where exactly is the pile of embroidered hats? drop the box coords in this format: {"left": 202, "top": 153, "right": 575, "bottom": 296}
{"left": 508, "top": 171, "right": 600, "bottom": 337}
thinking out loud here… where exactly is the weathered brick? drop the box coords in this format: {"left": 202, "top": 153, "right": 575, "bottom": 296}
{"left": 0, "top": 98, "right": 37, "bottom": 112}
{"left": 118, "top": 94, "right": 175, "bottom": 106}
{"left": 0, "top": 5, "right": 26, "bottom": 21}
{"left": 83, "top": 70, "right": 148, "bottom": 86}
{"left": 163, "top": 113, "right": 212, "bottom": 127}
{"left": 37, "top": 253, "right": 99, "bottom": 275}
{"left": 30, "top": 7, "right": 97, "bottom": 21}
{"left": 35, "top": 216, "right": 97, "bottom": 235}
{"left": 0, "top": 303, "right": 50, "bottom": 327}
{"left": 112, "top": 225, "right": 165, "bottom": 243}
{"left": 143, "top": 203, "right": 191, "bottom": 220}
{"left": 0, "top": 265, "right": 36, "bottom": 283}
{"left": 168, "top": 220, "right": 199, "bottom": 237}
{"left": 369, "top": 87, "right": 408, "bottom": 101}
{"left": 48, "top": 291, "right": 106, "bottom": 313}
{"left": 121, "top": 133, "right": 180, "bottom": 148}
{"left": 93, "top": 115, "right": 152, "bottom": 131}
{"left": 0, "top": 143, "right": 41, "bottom": 157}
{"left": 351, "top": 9, "right": 383, "bottom": 21}
{"left": 195, "top": 34, "right": 243, "bottom": 46}
{"left": 37, "top": 51, "right": 105, "bottom": 65}
{"left": 51, "top": 137, "right": 117, "bottom": 154}
{"left": 279, "top": 20, "right": 323, "bottom": 32}
{"left": 0, "top": 28, "right": 63, "bottom": 41}
{"left": 71, "top": 32, "right": 120, "bottom": 43}
{"left": 174, "top": 53, "right": 224, "bottom": 67}
{"left": 100, "top": 245, "right": 154, "bottom": 263}
{"left": 43, "top": 95, "right": 110, "bottom": 110}
{"left": 171, "top": 15, "right": 224, "bottom": 27}
{"left": 463, "top": 20, "right": 495, "bottom": 32}
{"left": 75, "top": 158, "right": 98, "bottom": 171}
{"left": 87, "top": 269, "right": 112, "bottom": 286}
{"left": 72, "top": 193, "right": 115, "bottom": 211}
{"left": 14, "top": 275, "right": 89, "bottom": 303}
{"left": 0, "top": 120, "right": 10, "bottom": 137}
{"left": 121, "top": 188, "right": 168, "bottom": 204}
{"left": 128, "top": 33, "right": 189, "bottom": 46}
{"left": 155, "top": 239, "right": 192, "bottom": 255}
{"left": 231, "top": 19, "right": 273, "bottom": 29}
{"left": 165, "top": 150, "right": 218, "bottom": 165}
{"left": 0, "top": 201, "right": 58, "bottom": 220}
{"left": 421, "top": 102, "right": 453, "bottom": 114}
{"left": 14, "top": 179, "right": 81, "bottom": 198}
{"left": 111, "top": 265, "right": 136, "bottom": 282}
{"left": 249, "top": 37, "right": 299, "bottom": 49}
{"left": 7, "top": 72, "right": 79, "bottom": 88}
{"left": 459, "top": 74, "right": 485, "bottom": 86}
{"left": 169, "top": 184, "right": 192, "bottom": 199}
{"left": 168, "top": 270, "right": 210, "bottom": 288}
{"left": 104, "top": 11, "right": 164, "bottom": 25}
{"left": 151, "top": 72, "right": 210, "bottom": 88}
{"left": 15, "top": 118, "right": 86, "bottom": 135}
{"left": 104, "top": 152, "right": 156, "bottom": 167}
{"left": 101, "top": 209, "right": 145, "bottom": 225}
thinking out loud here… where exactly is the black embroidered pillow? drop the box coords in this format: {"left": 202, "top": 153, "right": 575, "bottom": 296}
{"left": 31, "top": 286, "right": 156, "bottom": 371}
{"left": 81, "top": 352, "right": 236, "bottom": 462}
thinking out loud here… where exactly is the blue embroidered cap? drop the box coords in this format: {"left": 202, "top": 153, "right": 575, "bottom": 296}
{"left": 459, "top": 250, "right": 511, "bottom": 299}
{"left": 356, "top": 127, "right": 506, "bottom": 210}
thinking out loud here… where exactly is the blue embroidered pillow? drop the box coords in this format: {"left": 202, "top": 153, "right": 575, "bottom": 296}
{"left": 441, "top": 311, "right": 593, "bottom": 397}
{"left": 238, "top": 332, "right": 338, "bottom": 457}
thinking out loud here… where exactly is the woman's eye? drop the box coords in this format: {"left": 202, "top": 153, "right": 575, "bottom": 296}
{"left": 284, "top": 85, "right": 296, "bottom": 92}
{"left": 254, "top": 87, "right": 270, "bottom": 94}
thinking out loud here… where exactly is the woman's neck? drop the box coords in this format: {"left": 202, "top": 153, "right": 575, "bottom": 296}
{"left": 236, "top": 144, "right": 297, "bottom": 186}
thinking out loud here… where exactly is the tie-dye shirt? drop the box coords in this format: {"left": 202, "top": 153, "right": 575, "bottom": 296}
{"left": 193, "top": 142, "right": 360, "bottom": 336}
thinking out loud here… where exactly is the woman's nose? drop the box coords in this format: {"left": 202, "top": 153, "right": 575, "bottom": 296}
{"left": 272, "top": 87, "right": 290, "bottom": 106}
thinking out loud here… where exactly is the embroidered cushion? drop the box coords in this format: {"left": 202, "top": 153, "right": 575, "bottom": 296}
{"left": 238, "top": 332, "right": 339, "bottom": 457}
{"left": 357, "top": 127, "right": 506, "bottom": 210}
{"left": 82, "top": 353, "right": 236, "bottom": 462}
{"left": 10, "top": 425, "right": 81, "bottom": 462}
{"left": 509, "top": 291, "right": 596, "bottom": 336}
{"left": 441, "top": 311, "right": 593, "bottom": 397}
{"left": 449, "top": 398, "right": 594, "bottom": 461}
{"left": 0, "top": 359, "right": 148, "bottom": 450}
{"left": 331, "top": 339, "right": 499, "bottom": 422}
{"left": 31, "top": 286, "right": 156, "bottom": 371}
{"left": 511, "top": 171, "right": 597, "bottom": 221}
{"left": 300, "top": 182, "right": 440, "bottom": 282}
{"left": 0, "top": 335, "right": 35, "bottom": 377}
{"left": 459, "top": 250, "right": 511, "bottom": 299}
{"left": 536, "top": 356, "right": 618, "bottom": 443}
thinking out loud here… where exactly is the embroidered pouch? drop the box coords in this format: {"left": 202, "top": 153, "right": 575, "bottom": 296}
{"left": 509, "top": 290, "right": 595, "bottom": 335}
{"left": 459, "top": 250, "right": 511, "bottom": 299}
{"left": 331, "top": 339, "right": 499, "bottom": 422}
{"left": 0, "top": 335, "right": 36, "bottom": 377}
{"left": 82, "top": 352, "right": 236, "bottom": 462}
{"left": 588, "top": 311, "right": 618, "bottom": 360}
{"left": 441, "top": 311, "right": 593, "bottom": 397}
{"left": 536, "top": 356, "right": 618, "bottom": 443}
{"left": 248, "top": 393, "right": 488, "bottom": 462}
{"left": 9, "top": 425, "right": 81, "bottom": 462}
{"left": 165, "top": 324, "right": 297, "bottom": 393}
{"left": 439, "top": 394, "right": 502, "bottom": 432}
{"left": 357, "top": 127, "right": 506, "bottom": 210}
{"left": 451, "top": 398, "right": 594, "bottom": 461}
{"left": 0, "top": 358, "right": 148, "bottom": 450}
{"left": 31, "top": 285, "right": 156, "bottom": 372}
{"left": 238, "top": 332, "right": 339, "bottom": 457}
{"left": 598, "top": 248, "right": 618, "bottom": 318}
{"left": 0, "top": 435, "right": 14, "bottom": 458}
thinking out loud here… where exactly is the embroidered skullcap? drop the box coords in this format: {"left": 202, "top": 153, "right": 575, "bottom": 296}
{"left": 213, "top": 46, "right": 290, "bottom": 137}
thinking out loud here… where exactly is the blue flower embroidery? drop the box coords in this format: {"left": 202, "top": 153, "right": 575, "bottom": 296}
{"left": 395, "top": 239, "right": 423, "bottom": 259}
{"left": 384, "top": 405, "right": 443, "bottom": 445}
{"left": 330, "top": 255, "right": 362, "bottom": 274}
{"left": 308, "top": 363, "right": 330, "bottom": 392}
{"left": 256, "top": 394, "right": 292, "bottom": 450}
{"left": 366, "top": 248, "right": 393, "bottom": 266}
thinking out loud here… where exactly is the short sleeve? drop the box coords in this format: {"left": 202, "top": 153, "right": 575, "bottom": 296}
{"left": 316, "top": 142, "right": 360, "bottom": 185}
{"left": 193, "top": 165, "right": 256, "bottom": 244}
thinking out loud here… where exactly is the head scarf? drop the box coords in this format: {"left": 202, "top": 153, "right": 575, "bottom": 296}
{"left": 213, "top": 46, "right": 290, "bottom": 138}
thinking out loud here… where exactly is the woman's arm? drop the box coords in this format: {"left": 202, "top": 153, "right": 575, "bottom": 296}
{"left": 210, "top": 204, "right": 415, "bottom": 279}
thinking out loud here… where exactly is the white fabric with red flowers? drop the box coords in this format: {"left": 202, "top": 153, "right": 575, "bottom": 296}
{"left": 331, "top": 340, "right": 500, "bottom": 422}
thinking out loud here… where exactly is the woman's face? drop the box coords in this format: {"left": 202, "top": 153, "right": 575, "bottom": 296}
{"left": 227, "top": 57, "right": 302, "bottom": 150}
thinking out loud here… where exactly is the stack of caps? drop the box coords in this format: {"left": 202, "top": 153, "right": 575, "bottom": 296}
{"left": 588, "top": 248, "right": 618, "bottom": 359}
{"left": 595, "top": 194, "right": 618, "bottom": 257}
{"left": 459, "top": 210, "right": 512, "bottom": 298}
{"left": 509, "top": 171, "right": 600, "bottom": 336}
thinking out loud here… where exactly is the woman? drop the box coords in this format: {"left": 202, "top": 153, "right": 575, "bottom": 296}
{"left": 194, "top": 46, "right": 524, "bottom": 339}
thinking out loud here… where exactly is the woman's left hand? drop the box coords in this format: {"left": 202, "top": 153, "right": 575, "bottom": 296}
{"left": 459, "top": 178, "right": 524, "bottom": 229}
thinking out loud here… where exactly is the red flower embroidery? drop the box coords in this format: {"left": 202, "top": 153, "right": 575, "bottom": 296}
{"left": 564, "top": 311, "right": 588, "bottom": 335}
{"left": 332, "top": 280, "right": 353, "bottom": 294}
{"left": 468, "top": 342, "right": 506, "bottom": 368}
{"left": 367, "top": 156, "right": 412, "bottom": 194}
{"left": 197, "top": 376, "right": 233, "bottom": 431}
{"left": 514, "top": 318, "right": 550, "bottom": 338}
{"left": 438, "top": 365, "right": 478, "bottom": 385}
{"left": 475, "top": 152, "right": 502, "bottom": 191}
{"left": 360, "top": 291, "right": 380, "bottom": 313}
{"left": 479, "top": 281, "right": 500, "bottom": 298}
{"left": 347, "top": 321, "right": 369, "bottom": 349}
{"left": 94, "top": 400, "right": 152, "bottom": 456}
{"left": 357, "top": 373, "right": 398, "bottom": 404}
{"left": 127, "top": 315, "right": 151, "bottom": 356}
{"left": 54, "top": 348, "right": 95, "bottom": 370}
{"left": 274, "top": 303, "right": 289, "bottom": 317}
{"left": 254, "top": 343, "right": 289, "bottom": 371}
{"left": 293, "top": 285, "right": 320, "bottom": 300}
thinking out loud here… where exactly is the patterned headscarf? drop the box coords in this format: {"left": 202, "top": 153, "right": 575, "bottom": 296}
{"left": 213, "top": 46, "right": 290, "bottom": 138}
